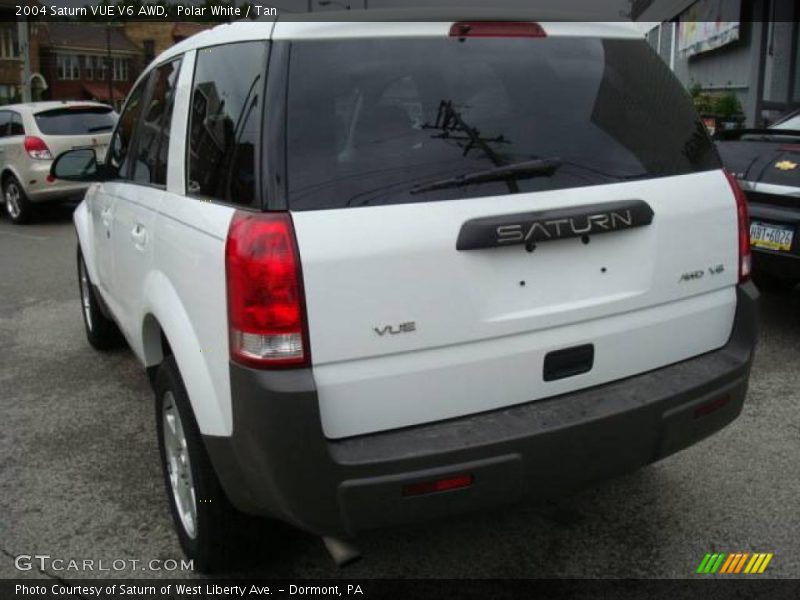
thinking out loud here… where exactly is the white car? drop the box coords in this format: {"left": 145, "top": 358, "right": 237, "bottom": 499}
{"left": 53, "top": 15, "right": 758, "bottom": 572}
{"left": 0, "top": 101, "right": 115, "bottom": 224}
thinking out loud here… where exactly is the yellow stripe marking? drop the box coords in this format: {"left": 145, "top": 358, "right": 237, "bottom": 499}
{"left": 758, "top": 554, "right": 773, "bottom": 574}
{"left": 720, "top": 554, "right": 736, "bottom": 574}
{"left": 734, "top": 553, "right": 749, "bottom": 573}
{"left": 752, "top": 554, "right": 767, "bottom": 574}
{"left": 745, "top": 554, "right": 761, "bottom": 574}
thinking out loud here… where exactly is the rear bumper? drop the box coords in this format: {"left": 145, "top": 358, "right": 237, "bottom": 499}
{"left": 205, "top": 284, "right": 758, "bottom": 538}
{"left": 21, "top": 161, "right": 89, "bottom": 203}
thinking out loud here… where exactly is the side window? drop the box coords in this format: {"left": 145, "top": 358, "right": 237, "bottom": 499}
{"left": 187, "top": 41, "right": 268, "bottom": 206}
{"left": 0, "top": 111, "right": 10, "bottom": 138}
{"left": 108, "top": 73, "right": 150, "bottom": 176}
{"left": 132, "top": 59, "right": 182, "bottom": 186}
{"left": 9, "top": 112, "right": 24, "bottom": 136}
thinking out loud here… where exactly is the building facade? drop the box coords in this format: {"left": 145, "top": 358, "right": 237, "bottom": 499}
{"left": 0, "top": 0, "right": 43, "bottom": 106}
{"left": 39, "top": 22, "right": 141, "bottom": 109}
{"left": 636, "top": 0, "right": 800, "bottom": 127}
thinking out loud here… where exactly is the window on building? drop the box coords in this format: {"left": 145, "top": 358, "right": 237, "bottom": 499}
{"left": 57, "top": 55, "right": 80, "bottom": 80}
{"left": 112, "top": 58, "right": 129, "bottom": 82}
{"left": 0, "top": 85, "right": 18, "bottom": 106}
{"left": 187, "top": 41, "right": 268, "bottom": 206}
{"left": 98, "top": 57, "right": 108, "bottom": 81}
{"left": 132, "top": 59, "right": 182, "bottom": 186}
{"left": 0, "top": 28, "right": 18, "bottom": 59}
{"left": 84, "top": 56, "right": 94, "bottom": 80}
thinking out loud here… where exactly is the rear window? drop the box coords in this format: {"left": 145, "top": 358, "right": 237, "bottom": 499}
{"left": 34, "top": 107, "right": 116, "bottom": 136}
{"left": 286, "top": 37, "right": 719, "bottom": 210}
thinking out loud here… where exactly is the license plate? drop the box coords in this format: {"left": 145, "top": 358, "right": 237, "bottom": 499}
{"left": 750, "top": 221, "right": 795, "bottom": 252}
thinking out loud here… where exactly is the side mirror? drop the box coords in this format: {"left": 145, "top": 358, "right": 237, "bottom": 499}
{"left": 50, "top": 148, "right": 116, "bottom": 182}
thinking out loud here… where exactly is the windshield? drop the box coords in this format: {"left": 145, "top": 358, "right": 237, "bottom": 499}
{"left": 285, "top": 37, "right": 719, "bottom": 210}
{"left": 34, "top": 107, "right": 116, "bottom": 136}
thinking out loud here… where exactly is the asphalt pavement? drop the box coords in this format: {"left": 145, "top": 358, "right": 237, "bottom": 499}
{"left": 1, "top": 205, "right": 799, "bottom": 580}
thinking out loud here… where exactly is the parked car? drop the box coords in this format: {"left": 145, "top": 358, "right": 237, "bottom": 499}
{"left": 716, "top": 113, "right": 800, "bottom": 291}
{"left": 0, "top": 101, "right": 115, "bottom": 224}
{"left": 53, "top": 16, "right": 757, "bottom": 572}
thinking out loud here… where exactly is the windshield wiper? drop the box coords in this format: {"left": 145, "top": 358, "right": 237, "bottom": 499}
{"left": 87, "top": 125, "right": 113, "bottom": 132}
{"left": 410, "top": 158, "right": 562, "bottom": 195}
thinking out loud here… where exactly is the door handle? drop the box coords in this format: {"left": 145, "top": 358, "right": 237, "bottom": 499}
{"left": 131, "top": 224, "right": 147, "bottom": 248}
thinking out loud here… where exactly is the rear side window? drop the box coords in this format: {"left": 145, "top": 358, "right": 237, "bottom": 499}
{"left": 34, "top": 106, "right": 115, "bottom": 136}
{"left": 286, "top": 38, "right": 720, "bottom": 210}
{"left": 186, "top": 41, "right": 268, "bottom": 206}
{"left": 132, "top": 59, "right": 182, "bottom": 186}
{"left": 0, "top": 111, "right": 9, "bottom": 138}
{"left": 9, "top": 113, "right": 24, "bottom": 136}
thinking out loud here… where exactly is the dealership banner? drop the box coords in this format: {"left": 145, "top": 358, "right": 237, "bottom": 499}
{"left": 678, "top": 0, "right": 741, "bottom": 57}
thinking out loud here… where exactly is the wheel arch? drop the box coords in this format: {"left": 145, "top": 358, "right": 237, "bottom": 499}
{"left": 141, "top": 270, "right": 231, "bottom": 437}
{"left": 73, "top": 200, "right": 100, "bottom": 285}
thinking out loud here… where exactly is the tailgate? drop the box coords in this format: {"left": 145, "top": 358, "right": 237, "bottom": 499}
{"left": 284, "top": 31, "right": 738, "bottom": 438}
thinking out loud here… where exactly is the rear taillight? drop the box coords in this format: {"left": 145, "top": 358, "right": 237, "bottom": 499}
{"left": 225, "top": 211, "right": 309, "bottom": 369}
{"left": 723, "top": 169, "right": 751, "bottom": 283}
{"left": 449, "top": 21, "right": 546, "bottom": 39}
{"left": 24, "top": 136, "right": 53, "bottom": 160}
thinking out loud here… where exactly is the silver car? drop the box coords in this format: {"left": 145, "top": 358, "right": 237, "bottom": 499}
{"left": 0, "top": 101, "right": 115, "bottom": 224}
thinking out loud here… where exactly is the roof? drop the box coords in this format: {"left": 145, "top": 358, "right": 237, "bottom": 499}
{"left": 42, "top": 23, "right": 140, "bottom": 55}
{"left": 0, "top": 100, "right": 112, "bottom": 114}
{"left": 156, "top": 13, "right": 640, "bottom": 64}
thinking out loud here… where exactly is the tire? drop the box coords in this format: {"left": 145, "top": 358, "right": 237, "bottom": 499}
{"left": 155, "top": 356, "right": 250, "bottom": 573}
{"left": 753, "top": 272, "right": 798, "bottom": 293}
{"left": 4, "top": 174, "right": 34, "bottom": 224}
{"left": 77, "top": 248, "right": 123, "bottom": 350}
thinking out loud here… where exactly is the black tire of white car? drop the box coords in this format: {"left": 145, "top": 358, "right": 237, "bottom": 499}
{"left": 155, "top": 356, "right": 248, "bottom": 573}
{"left": 3, "top": 174, "right": 33, "bottom": 225}
{"left": 77, "top": 248, "right": 123, "bottom": 350}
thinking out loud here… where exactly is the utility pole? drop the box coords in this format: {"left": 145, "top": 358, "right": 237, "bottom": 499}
{"left": 17, "top": 19, "right": 31, "bottom": 102}
{"left": 106, "top": 25, "right": 114, "bottom": 108}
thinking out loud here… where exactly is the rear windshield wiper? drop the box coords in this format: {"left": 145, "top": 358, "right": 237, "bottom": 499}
{"left": 410, "top": 158, "right": 562, "bottom": 194}
{"left": 87, "top": 125, "right": 113, "bottom": 132}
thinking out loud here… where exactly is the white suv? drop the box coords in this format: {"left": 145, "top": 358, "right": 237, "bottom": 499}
{"left": 53, "top": 17, "right": 758, "bottom": 572}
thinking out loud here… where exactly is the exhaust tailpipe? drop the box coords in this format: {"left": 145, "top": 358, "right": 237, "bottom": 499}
{"left": 322, "top": 537, "right": 362, "bottom": 567}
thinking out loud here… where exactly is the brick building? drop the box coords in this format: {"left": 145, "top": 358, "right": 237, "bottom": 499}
{"left": 124, "top": 22, "right": 210, "bottom": 68}
{"left": 39, "top": 22, "right": 140, "bottom": 109}
{"left": 0, "top": 0, "right": 43, "bottom": 105}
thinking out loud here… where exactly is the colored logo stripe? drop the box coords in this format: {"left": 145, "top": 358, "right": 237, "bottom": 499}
{"left": 698, "top": 552, "right": 773, "bottom": 574}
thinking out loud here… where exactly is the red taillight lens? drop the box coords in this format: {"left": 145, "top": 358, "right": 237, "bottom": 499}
{"left": 24, "top": 136, "right": 53, "bottom": 160}
{"left": 723, "top": 169, "right": 751, "bottom": 283}
{"left": 402, "top": 474, "right": 474, "bottom": 497}
{"left": 225, "top": 211, "right": 309, "bottom": 369}
{"left": 449, "top": 21, "right": 546, "bottom": 39}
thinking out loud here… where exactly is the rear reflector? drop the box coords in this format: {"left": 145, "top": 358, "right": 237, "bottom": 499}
{"left": 402, "top": 474, "right": 474, "bottom": 497}
{"left": 723, "top": 169, "right": 751, "bottom": 283}
{"left": 225, "top": 211, "right": 310, "bottom": 369}
{"left": 694, "top": 394, "right": 731, "bottom": 419}
{"left": 449, "top": 21, "right": 546, "bottom": 39}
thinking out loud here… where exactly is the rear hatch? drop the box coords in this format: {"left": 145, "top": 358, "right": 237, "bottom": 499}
{"left": 34, "top": 105, "right": 115, "bottom": 161}
{"left": 283, "top": 25, "right": 741, "bottom": 439}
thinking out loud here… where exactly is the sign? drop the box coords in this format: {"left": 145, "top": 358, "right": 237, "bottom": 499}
{"left": 678, "top": 0, "right": 740, "bottom": 58}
